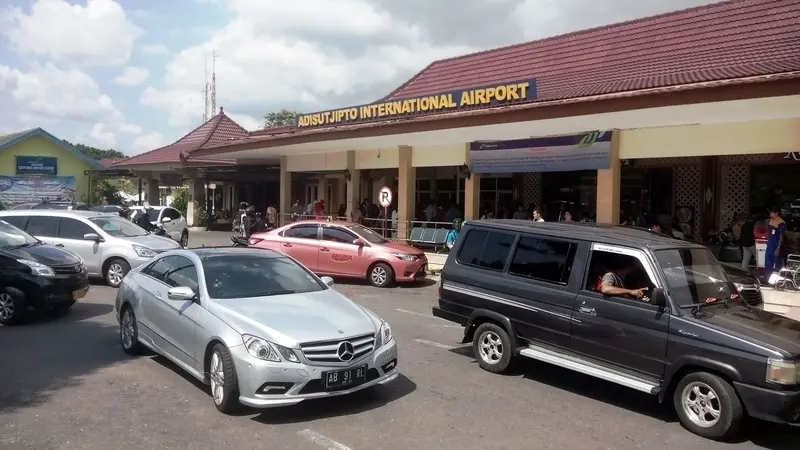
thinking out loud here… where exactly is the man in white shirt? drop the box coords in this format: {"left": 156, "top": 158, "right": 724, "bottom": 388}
{"left": 533, "top": 208, "right": 545, "bottom": 222}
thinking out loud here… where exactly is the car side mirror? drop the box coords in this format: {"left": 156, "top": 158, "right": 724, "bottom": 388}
{"left": 167, "top": 286, "right": 196, "bottom": 301}
{"left": 650, "top": 287, "right": 667, "bottom": 308}
{"left": 83, "top": 233, "right": 102, "bottom": 242}
{"left": 320, "top": 276, "right": 335, "bottom": 287}
{"left": 161, "top": 217, "right": 172, "bottom": 224}
{"left": 353, "top": 239, "right": 365, "bottom": 246}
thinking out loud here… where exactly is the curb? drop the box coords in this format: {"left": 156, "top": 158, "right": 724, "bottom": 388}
{"left": 188, "top": 227, "right": 207, "bottom": 232}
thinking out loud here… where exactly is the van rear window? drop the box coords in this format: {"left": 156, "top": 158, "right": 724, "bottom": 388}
{"left": 456, "top": 229, "right": 515, "bottom": 271}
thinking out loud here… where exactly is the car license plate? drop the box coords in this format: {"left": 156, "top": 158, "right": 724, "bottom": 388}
{"left": 72, "top": 289, "right": 86, "bottom": 301}
{"left": 323, "top": 365, "right": 367, "bottom": 390}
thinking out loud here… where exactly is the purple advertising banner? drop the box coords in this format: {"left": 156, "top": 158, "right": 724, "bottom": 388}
{"left": 0, "top": 175, "right": 76, "bottom": 207}
{"left": 470, "top": 131, "right": 612, "bottom": 174}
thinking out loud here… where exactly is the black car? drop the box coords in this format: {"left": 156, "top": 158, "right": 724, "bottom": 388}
{"left": 433, "top": 220, "right": 799, "bottom": 441}
{"left": 0, "top": 219, "right": 89, "bottom": 325}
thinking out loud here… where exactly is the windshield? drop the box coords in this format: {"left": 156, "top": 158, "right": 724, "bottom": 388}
{"left": 347, "top": 224, "right": 387, "bottom": 244}
{"left": 0, "top": 220, "right": 39, "bottom": 248}
{"left": 654, "top": 248, "right": 734, "bottom": 305}
{"left": 89, "top": 216, "right": 148, "bottom": 237}
{"left": 203, "top": 254, "right": 325, "bottom": 299}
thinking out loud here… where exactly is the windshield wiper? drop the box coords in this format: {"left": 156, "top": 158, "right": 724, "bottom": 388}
{"left": 6, "top": 241, "right": 40, "bottom": 249}
{"left": 678, "top": 297, "right": 730, "bottom": 313}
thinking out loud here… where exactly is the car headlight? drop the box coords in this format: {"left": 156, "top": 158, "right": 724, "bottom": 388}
{"left": 242, "top": 334, "right": 299, "bottom": 363}
{"left": 132, "top": 244, "right": 156, "bottom": 258}
{"left": 391, "top": 252, "right": 417, "bottom": 261}
{"left": 18, "top": 259, "right": 55, "bottom": 277}
{"left": 766, "top": 358, "right": 799, "bottom": 385}
{"left": 379, "top": 321, "right": 392, "bottom": 346}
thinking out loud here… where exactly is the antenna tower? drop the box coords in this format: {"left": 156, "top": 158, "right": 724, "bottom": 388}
{"left": 202, "top": 55, "right": 210, "bottom": 122}
{"left": 210, "top": 50, "right": 217, "bottom": 116}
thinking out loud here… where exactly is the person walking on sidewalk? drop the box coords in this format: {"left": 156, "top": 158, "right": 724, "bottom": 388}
{"left": 739, "top": 215, "right": 756, "bottom": 272}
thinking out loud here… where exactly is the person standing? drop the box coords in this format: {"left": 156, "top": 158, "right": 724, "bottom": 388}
{"left": 533, "top": 208, "right": 545, "bottom": 222}
{"left": 739, "top": 215, "right": 756, "bottom": 271}
{"left": 765, "top": 207, "right": 786, "bottom": 281}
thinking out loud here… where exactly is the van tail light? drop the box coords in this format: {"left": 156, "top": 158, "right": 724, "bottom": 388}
{"left": 248, "top": 237, "right": 263, "bottom": 246}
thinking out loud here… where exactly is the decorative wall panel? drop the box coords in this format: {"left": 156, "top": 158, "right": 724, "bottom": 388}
{"left": 522, "top": 172, "right": 542, "bottom": 208}
{"left": 718, "top": 164, "right": 750, "bottom": 230}
{"left": 675, "top": 165, "right": 703, "bottom": 242}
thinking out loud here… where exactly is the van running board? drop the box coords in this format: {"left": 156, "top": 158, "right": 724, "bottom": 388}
{"left": 519, "top": 346, "right": 660, "bottom": 395}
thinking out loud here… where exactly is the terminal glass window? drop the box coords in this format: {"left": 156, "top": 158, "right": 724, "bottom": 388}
{"left": 541, "top": 171, "right": 596, "bottom": 222}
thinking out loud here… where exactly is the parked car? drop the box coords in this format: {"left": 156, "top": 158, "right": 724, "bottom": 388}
{"left": 0, "top": 218, "right": 89, "bottom": 325}
{"left": 0, "top": 210, "right": 181, "bottom": 288}
{"left": 128, "top": 206, "right": 189, "bottom": 248}
{"left": 433, "top": 220, "right": 800, "bottom": 441}
{"left": 248, "top": 220, "right": 428, "bottom": 287}
{"left": 115, "top": 247, "right": 398, "bottom": 412}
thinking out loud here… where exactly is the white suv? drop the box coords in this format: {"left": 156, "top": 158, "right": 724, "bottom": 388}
{"left": 129, "top": 206, "right": 189, "bottom": 248}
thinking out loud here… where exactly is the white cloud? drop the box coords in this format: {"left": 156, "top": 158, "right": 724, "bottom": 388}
{"left": 0, "top": 62, "right": 142, "bottom": 149}
{"left": 140, "top": 0, "right": 475, "bottom": 127}
{"left": 0, "top": 0, "right": 143, "bottom": 67}
{"left": 115, "top": 66, "right": 149, "bottom": 86}
{"left": 141, "top": 43, "right": 170, "bottom": 55}
{"left": 132, "top": 132, "right": 168, "bottom": 153}
{"left": 89, "top": 123, "right": 117, "bottom": 147}
{"left": 227, "top": 112, "right": 262, "bottom": 131}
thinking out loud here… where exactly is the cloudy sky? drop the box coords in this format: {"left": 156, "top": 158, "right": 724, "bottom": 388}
{"left": 0, "top": 0, "right": 722, "bottom": 155}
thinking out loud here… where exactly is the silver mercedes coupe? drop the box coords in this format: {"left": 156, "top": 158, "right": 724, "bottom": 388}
{"left": 114, "top": 247, "right": 399, "bottom": 412}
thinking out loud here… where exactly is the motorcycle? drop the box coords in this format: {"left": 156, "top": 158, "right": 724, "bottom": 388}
{"left": 230, "top": 235, "right": 249, "bottom": 247}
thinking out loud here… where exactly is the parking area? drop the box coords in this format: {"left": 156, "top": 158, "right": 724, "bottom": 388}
{"left": 1, "top": 276, "right": 798, "bottom": 450}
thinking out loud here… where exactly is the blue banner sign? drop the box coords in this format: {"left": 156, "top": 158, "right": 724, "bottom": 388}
{"left": 16, "top": 156, "right": 58, "bottom": 175}
{"left": 0, "top": 175, "right": 75, "bottom": 206}
{"left": 469, "top": 131, "right": 612, "bottom": 174}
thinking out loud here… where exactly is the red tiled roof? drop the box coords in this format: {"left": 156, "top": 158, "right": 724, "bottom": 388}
{"left": 248, "top": 125, "right": 295, "bottom": 137}
{"left": 98, "top": 158, "right": 126, "bottom": 168}
{"left": 114, "top": 109, "right": 248, "bottom": 168}
{"left": 384, "top": 0, "right": 800, "bottom": 104}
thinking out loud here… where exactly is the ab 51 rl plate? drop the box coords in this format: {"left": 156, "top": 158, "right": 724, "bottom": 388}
{"left": 323, "top": 365, "right": 367, "bottom": 390}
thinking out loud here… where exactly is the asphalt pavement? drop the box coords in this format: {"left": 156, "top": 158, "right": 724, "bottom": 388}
{"left": 1, "top": 232, "right": 798, "bottom": 449}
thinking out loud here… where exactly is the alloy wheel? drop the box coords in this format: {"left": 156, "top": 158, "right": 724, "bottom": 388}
{"left": 0, "top": 293, "right": 14, "bottom": 322}
{"left": 478, "top": 330, "right": 503, "bottom": 365}
{"left": 210, "top": 352, "right": 225, "bottom": 405}
{"left": 120, "top": 310, "right": 135, "bottom": 349}
{"left": 681, "top": 381, "right": 722, "bottom": 428}
{"left": 108, "top": 263, "right": 124, "bottom": 286}
{"left": 371, "top": 266, "right": 387, "bottom": 285}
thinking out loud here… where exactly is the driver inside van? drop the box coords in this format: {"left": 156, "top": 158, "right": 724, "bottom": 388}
{"left": 599, "top": 259, "right": 649, "bottom": 301}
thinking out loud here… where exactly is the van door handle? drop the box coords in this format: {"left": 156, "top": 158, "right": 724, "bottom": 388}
{"left": 578, "top": 306, "right": 596, "bottom": 316}
{"left": 320, "top": 247, "right": 330, "bottom": 252}
{"left": 283, "top": 243, "right": 292, "bottom": 248}
{"left": 55, "top": 244, "right": 64, "bottom": 248}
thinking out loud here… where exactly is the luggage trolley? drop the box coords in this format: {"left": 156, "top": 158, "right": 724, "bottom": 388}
{"left": 775, "top": 254, "right": 800, "bottom": 291}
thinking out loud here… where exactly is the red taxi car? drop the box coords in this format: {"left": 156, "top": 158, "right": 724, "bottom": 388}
{"left": 248, "top": 220, "right": 428, "bottom": 287}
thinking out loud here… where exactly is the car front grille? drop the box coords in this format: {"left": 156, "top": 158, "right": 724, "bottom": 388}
{"left": 299, "top": 333, "right": 375, "bottom": 364}
{"left": 739, "top": 287, "right": 763, "bottom": 306}
{"left": 51, "top": 263, "right": 83, "bottom": 275}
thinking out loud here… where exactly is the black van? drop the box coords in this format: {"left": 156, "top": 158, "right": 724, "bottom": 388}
{"left": 0, "top": 218, "right": 89, "bottom": 325}
{"left": 433, "top": 220, "right": 800, "bottom": 441}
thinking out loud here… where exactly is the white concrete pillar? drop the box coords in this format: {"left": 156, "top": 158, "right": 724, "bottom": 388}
{"left": 464, "top": 143, "right": 480, "bottom": 221}
{"left": 280, "top": 156, "right": 291, "bottom": 225}
{"left": 596, "top": 130, "right": 621, "bottom": 225}
{"left": 345, "top": 151, "right": 361, "bottom": 220}
{"left": 397, "top": 145, "right": 415, "bottom": 239}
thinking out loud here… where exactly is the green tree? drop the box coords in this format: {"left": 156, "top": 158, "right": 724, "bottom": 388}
{"left": 63, "top": 140, "right": 127, "bottom": 161}
{"left": 170, "top": 189, "right": 188, "bottom": 217}
{"left": 263, "top": 109, "right": 299, "bottom": 128}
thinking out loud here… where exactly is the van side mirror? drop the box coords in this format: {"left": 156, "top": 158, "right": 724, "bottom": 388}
{"left": 650, "top": 287, "right": 667, "bottom": 308}
{"left": 353, "top": 239, "right": 365, "bottom": 246}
